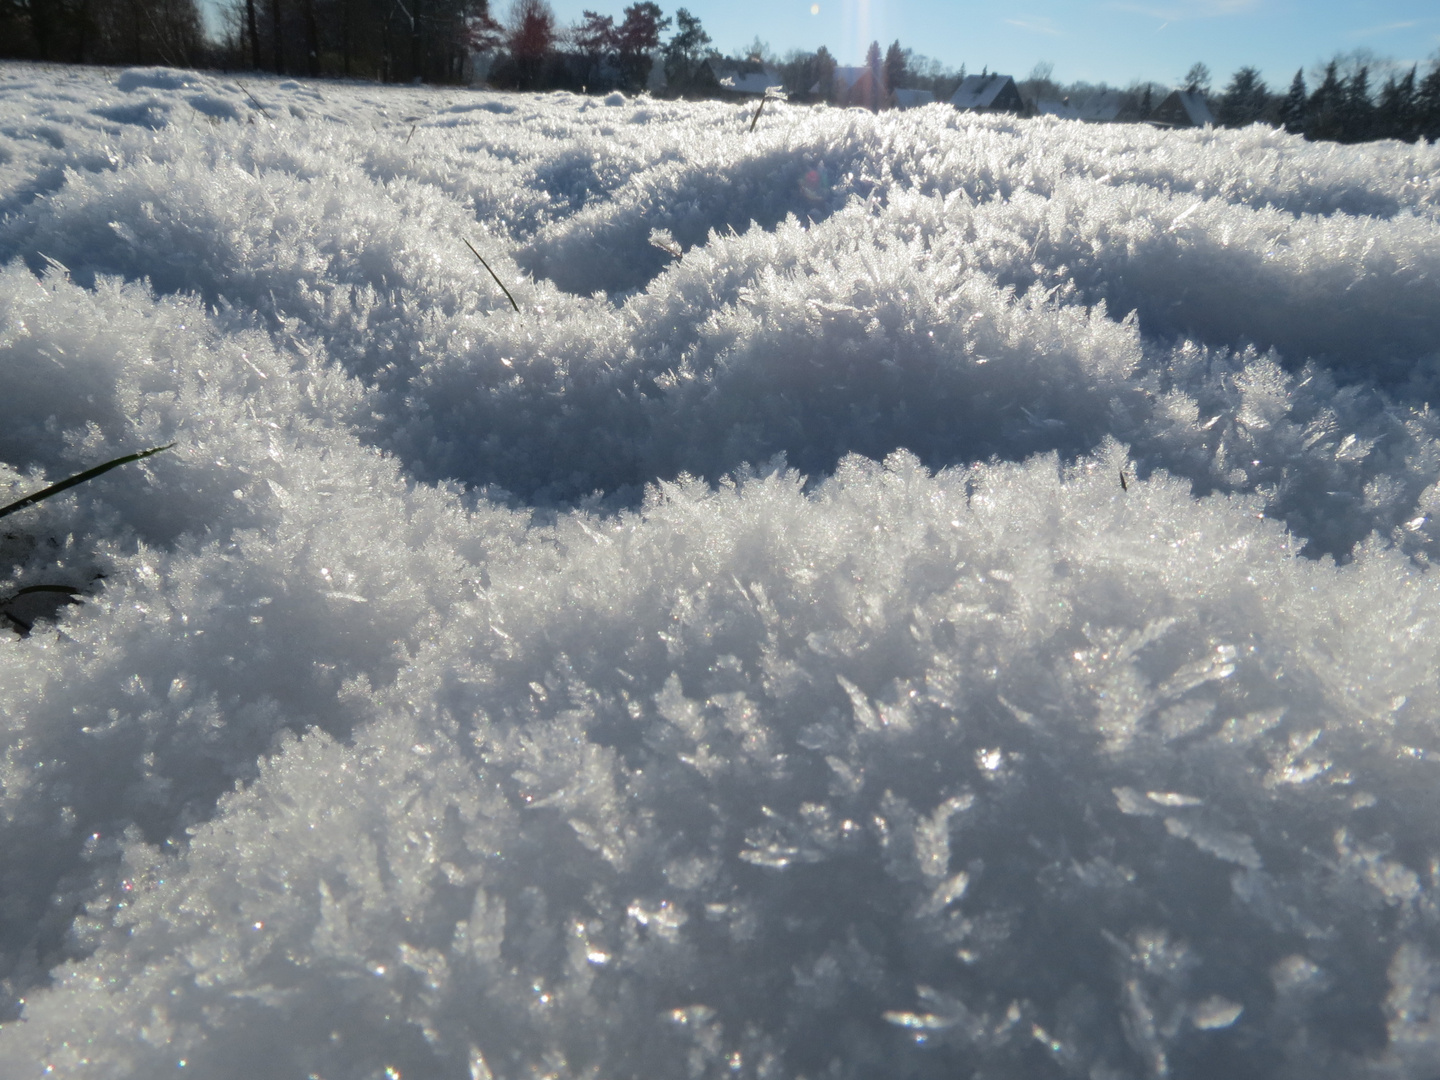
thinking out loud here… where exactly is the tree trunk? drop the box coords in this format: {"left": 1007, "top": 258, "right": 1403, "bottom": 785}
{"left": 246, "top": 0, "right": 260, "bottom": 67}
{"left": 340, "top": 0, "right": 350, "bottom": 76}
{"left": 303, "top": 0, "right": 318, "bottom": 75}
{"left": 26, "top": 0, "right": 54, "bottom": 60}
{"left": 72, "top": 0, "right": 93, "bottom": 62}
{"left": 409, "top": 0, "right": 422, "bottom": 81}
{"left": 270, "top": 0, "right": 284, "bottom": 73}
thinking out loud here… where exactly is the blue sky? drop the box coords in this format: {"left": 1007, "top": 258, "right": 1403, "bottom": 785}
{"left": 541, "top": 0, "right": 1440, "bottom": 89}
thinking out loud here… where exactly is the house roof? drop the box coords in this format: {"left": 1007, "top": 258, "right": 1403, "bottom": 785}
{"left": 892, "top": 88, "right": 935, "bottom": 109}
{"left": 1036, "top": 98, "right": 1079, "bottom": 120}
{"left": 1078, "top": 90, "right": 1125, "bottom": 123}
{"left": 831, "top": 66, "right": 871, "bottom": 92}
{"left": 950, "top": 73, "right": 1019, "bottom": 110}
{"left": 706, "top": 59, "right": 782, "bottom": 97}
{"left": 720, "top": 71, "right": 781, "bottom": 95}
{"left": 1153, "top": 89, "right": 1215, "bottom": 127}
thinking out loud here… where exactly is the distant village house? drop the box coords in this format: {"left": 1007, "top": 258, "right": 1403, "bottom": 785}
{"left": 1149, "top": 89, "right": 1215, "bottom": 128}
{"left": 892, "top": 88, "right": 935, "bottom": 110}
{"left": 825, "top": 65, "right": 885, "bottom": 110}
{"left": 1035, "top": 97, "right": 1078, "bottom": 120}
{"left": 950, "top": 73, "right": 1025, "bottom": 114}
{"left": 706, "top": 58, "right": 782, "bottom": 99}
{"left": 1077, "top": 89, "right": 1130, "bottom": 123}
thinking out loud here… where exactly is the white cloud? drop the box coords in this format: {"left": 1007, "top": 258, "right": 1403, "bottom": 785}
{"left": 1348, "top": 19, "right": 1424, "bottom": 38}
{"left": 1004, "top": 15, "right": 1064, "bottom": 36}
{"left": 1106, "top": 0, "right": 1260, "bottom": 20}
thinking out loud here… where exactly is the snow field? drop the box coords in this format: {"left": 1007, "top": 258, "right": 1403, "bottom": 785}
{"left": 2, "top": 62, "right": 1440, "bottom": 1078}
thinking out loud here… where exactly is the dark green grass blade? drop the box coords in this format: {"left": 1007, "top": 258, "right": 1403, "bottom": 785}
{"left": 8, "top": 584, "right": 82, "bottom": 598}
{"left": 0, "top": 444, "right": 175, "bottom": 521}
{"left": 1, "top": 586, "right": 85, "bottom": 636}
{"left": 236, "top": 80, "right": 272, "bottom": 120}
{"left": 463, "top": 238, "right": 521, "bottom": 313}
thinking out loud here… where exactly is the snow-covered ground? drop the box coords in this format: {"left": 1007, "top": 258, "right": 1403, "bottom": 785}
{"left": 2, "top": 61, "right": 1440, "bottom": 1078}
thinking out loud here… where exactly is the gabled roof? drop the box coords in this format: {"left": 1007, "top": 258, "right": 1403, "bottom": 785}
{"left": 1078, "top": 90, "right": 1125, "bottom": 123}
{"left": 892, "top": 88, "right": 935, "bottom": 109}
{"left": 950, "top": 73, "right": 1020, "bottom": 111}
{"left": 831, "top": 66, "right": 871, "bottom": 92}
{"left": 1036, "top": 98, "right": 1079, "bottom": 120}
{"left": 822, "top": 65, "right": 886, "bottom": 108}
{"left": 720, "top": 71, "right": 781, "bottom": 95}
{"left": 706, "top": 59, "right": 782, "bottom": 97}
{"left": 1152, "top": 89, "right": 1215, "bottom": 128}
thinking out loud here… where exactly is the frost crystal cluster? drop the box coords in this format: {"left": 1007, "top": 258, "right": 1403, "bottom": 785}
{"left": 2, "top": 63, "right": 1440, "bottom": 1079}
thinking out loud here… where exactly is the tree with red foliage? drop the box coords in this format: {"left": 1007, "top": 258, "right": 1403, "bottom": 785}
{"left": 507, "top": 0, "right": 555, "bottom": 88}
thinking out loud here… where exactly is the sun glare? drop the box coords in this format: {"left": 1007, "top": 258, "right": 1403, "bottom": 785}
{"left": 840, "top": 0, "right": 875, "bottom": 64}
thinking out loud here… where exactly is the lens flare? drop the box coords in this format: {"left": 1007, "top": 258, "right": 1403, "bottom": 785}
{"left": 841, "top": 0, "right": 878, "bottom": 65}
{"left": 799, "top": 164, "right": 832, "bottom": 202}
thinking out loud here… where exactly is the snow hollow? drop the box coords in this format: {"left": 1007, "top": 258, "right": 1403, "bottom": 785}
{"left": 3, "top": 61, "right": 1440, "bottom": 1079}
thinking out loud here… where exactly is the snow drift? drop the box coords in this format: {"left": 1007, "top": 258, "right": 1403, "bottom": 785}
{"left": 2, "top": 62, "right": 1440, "bottom": 1079}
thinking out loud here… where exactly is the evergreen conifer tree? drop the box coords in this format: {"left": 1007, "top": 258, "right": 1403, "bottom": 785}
{"left": 1218, "top": 66, "right": 1268, "bottom": 127}
{"left": 1377, "top": 67, "right": 1417, "bottom": 141}
{"left": 574, "top": 9, "right": 617, "bottom": 83}
{"left": 1417, "top": 62, "right": 1440, "bottom": 142}
{"left": 1341, "top": 65, "right": 1374, "bottom": 142}
{"left": 865, "top": 39, "right": 883, "bottom": 110}
{"left": 812, "top": 44, "right": 837, "bottom": 101}
{"left": 884, "top": 40, "right": 908, "bottom": 94}
{"left": 615, "top": 2, "right": 670, "bottom": 92}
{"left": 661, "top": 8, "right": 710, "bottom": 92}
{"left": 1280, "top": 69, "right": 1307, "bottom": 133}
{"left": 1307, "top": 61, "right": 1342, "bottom": 141}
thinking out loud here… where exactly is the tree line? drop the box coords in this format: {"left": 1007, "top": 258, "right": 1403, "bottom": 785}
{"left": 1, "top": 0, "right": 208, "bottom": 67}
{"left": 3, "top": 0, "right": 1439, "bottom": 144}
{"left": 0, "top": 0, "right": 497, "bottom": 79}
{"left": 1141, "top": 59, "right": 1440, "bottom": 143}
{"left": 1237, "top": 60, "right": 1440, "bottom": 143}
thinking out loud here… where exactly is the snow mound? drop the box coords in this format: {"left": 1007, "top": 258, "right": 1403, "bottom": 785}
{"left": 2, "top": 61, "right": 1440, "bottom": 1079}
{"left": 115, "top": 67, "right": 205, "bottom": 93}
